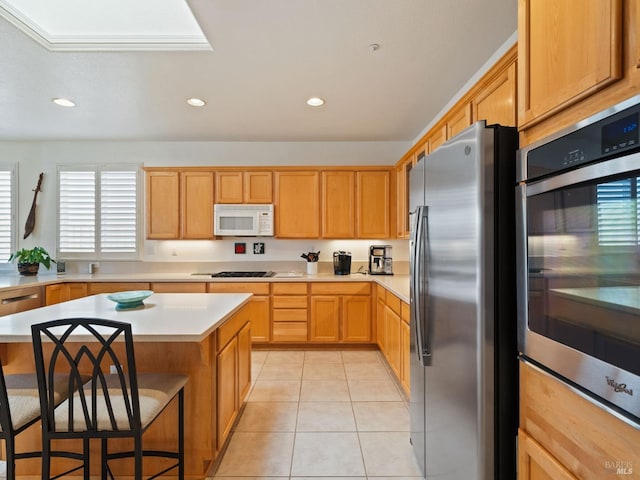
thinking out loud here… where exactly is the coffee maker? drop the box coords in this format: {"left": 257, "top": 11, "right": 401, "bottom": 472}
{"left": 369, "top": 245, "right": 393, "bottom": 275}
{"left": 333, "top": 251, "right": 352, "bottom": 275}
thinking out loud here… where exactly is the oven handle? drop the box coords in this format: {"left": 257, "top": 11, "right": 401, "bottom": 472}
{"left": 525, "top": 150, "right": 640, "bottom": 195}
{"left": 515, "top": 183, "right": 529, "bottom": 355}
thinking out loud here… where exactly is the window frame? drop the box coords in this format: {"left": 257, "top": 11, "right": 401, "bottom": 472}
{"left": 0, "top": 163, "right": 17, "bottom": 268}
{"left": 56, "top": 164, "right": 142, "bottom": 261}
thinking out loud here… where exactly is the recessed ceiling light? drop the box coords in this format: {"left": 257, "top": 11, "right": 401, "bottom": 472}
{"left": 52, "top": 97, "right": 76, "bottom": 107}
{"left": 306, "top": 97, "right": 325, "bottom": 107}
{"left": 187, "top": 98, "right": 206, "bottom": 107}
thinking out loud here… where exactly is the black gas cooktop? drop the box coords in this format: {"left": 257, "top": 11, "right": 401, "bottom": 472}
{"left": 210, "top": 271, "right": 274, "bottom": 278}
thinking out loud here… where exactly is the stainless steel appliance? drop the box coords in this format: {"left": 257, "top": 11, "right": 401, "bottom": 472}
{"left": 517, "top": 95, "right": 640, "bottom": 421}
{"left": 333, "top": 251, "right": 351, "bottom": 275}
{"left": 214, "top": 204, "right": 274, "bottom": 236}
{"left": 409, "top": 121, "right": 518, "bottom": 480}
{"left": 369, "top": 245, "right": 393, "bottom": 275}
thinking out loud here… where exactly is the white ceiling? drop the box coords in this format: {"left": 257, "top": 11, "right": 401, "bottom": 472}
{"left": 0, "top": 0, "right": 517, "bottom": 142}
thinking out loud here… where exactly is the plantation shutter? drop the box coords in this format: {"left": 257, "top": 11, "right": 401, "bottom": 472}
{"left": 596, "top": 178, "right": 637, "bottom": 246}
{"left": 0, "top": 169, "right": 14, "bottom": 262}
{"left": 58, "top": 170, "right": 96, "bottom": 253}
{"left": 100, "top": 170, "right": 137, "bottom": 253}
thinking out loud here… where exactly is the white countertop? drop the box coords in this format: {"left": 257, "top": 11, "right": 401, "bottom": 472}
{"left": 0, "top": 272, "right": 410, "bottom": 304}
{"left": 0, "top": 293, "right": 252, "bottom": 343}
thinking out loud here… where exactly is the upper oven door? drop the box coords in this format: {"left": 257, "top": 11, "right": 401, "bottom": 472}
{"left": 517, "top": 151, "right": 640, "bottom": 418}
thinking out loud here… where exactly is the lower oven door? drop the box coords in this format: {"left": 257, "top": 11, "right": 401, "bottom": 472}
{"left": 517, "top": 151, "right": 640, "bottom": 421}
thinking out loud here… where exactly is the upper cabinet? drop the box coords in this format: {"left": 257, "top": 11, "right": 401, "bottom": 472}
{"left": 215, "top": 171, "right": 273, "bottom": 204}
{"left": 146, "top": 170, "right": 214, "bottom": 240}
{"left": 445, "top": 103, "right": 472, "bottom": 140}
{"left": 275, "top": 171, "right": 320, "bottom": 238}
{"left": 396, "top": 153, "right": 417, "bottom": 239}
{"left": 472, "top": 62, "right": 517, "bottom": 127}
{"left": 146, "top": 171, "right": 180, "bottom": 239}
{"left": 321, "top": 171, "right": 356, "bottom": 238}
{"left": 518, "top": 0, "right": 623, "bottom": 129}
{"left": 356, "top": 171, "right": 391, "bottom": 239}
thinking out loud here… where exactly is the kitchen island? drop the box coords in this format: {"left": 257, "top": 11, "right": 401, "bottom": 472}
{"left": 0, "top": 292, "right": 253, "bottom": 479}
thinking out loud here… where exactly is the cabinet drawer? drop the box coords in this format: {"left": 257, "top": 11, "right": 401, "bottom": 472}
{"left": 218, "top": 304, "right": 250, "bottom": 350}
{"left": 87, "top": 283, "right": 150, "bottom": 295}
{"left": 151, "top": 282, "right": 207, "bottom": 293}
{"left": 386, "top": 291, "right": 401, "bottom": 315}
{"left": 0, "top": 286, "right": 43, "bottom": 316}
{"left": 209, "top": 282, "right": 270, "bottom": 295}
{"left": 273, "top": 309, "right": 307, "bottom": 322}
{"left": 272, "top": 296, "right": 307, "bottom": 309}
{"left": 310, "top": 282, "right": 370, "bottom": 295}
{"left": 272, "top": 322, "right": 307, "bottom": 341}
{"left": 271, "top": 283, "right": 307, "bottom": 295}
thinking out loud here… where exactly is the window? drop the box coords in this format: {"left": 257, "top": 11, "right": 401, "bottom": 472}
{"left": 0, "top": 165, "right": 16, "bottom": 263}
{"left": 58, "top": 165, "right": 140, "bottom": 260}
{"left": 596, "top": 177, "right": 639, "bottom": 246}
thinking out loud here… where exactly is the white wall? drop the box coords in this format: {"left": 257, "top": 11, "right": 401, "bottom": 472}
{"left": 1, "top": 140, "right": 410, "bottom": 272}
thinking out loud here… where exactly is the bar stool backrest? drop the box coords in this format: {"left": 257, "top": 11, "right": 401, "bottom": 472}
{"left": 31, "top": 318, "right": 142, "bottom": 436}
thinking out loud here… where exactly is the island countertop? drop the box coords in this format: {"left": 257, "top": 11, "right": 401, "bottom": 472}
{"left": 0, "top": 292, "right": 252, "bottom": 343}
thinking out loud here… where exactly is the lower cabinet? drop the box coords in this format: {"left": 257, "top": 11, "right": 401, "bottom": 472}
{"left": 271, "top": 283, "right": 309, "bottom": 342}
{"left": 400, "top": 302, "right": 410, "bottom": 394}
{"left": 309, "top": 282, "right": 371, "bottom": 343}
{"left": 150, "top": 282, "right": 207, "bottom": 293}
{"left": 209, "top": 283, "right": 271, "bottom": 343}
{"left": 87, "top": 282, "right": 150, "bottom": 295}
{"left": 216, "top": 303, "right": 251, "bottom": 451}
{"left": 45, "top": 283, "right": 87, "bottom": 305}
{"left": 518, "top": 430, "right": 577, "bottom": 480}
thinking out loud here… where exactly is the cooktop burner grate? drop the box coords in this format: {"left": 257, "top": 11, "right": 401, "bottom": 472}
{"left": 210, "top": 271, "right": 274, "bottom": 278}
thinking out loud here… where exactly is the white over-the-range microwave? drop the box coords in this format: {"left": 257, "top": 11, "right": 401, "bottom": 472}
{"left": 213, "top": 204, "right": 274, "bottom": 236}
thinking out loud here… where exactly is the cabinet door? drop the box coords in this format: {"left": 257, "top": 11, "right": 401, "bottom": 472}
{"left": 356, "top": 171, "right": 390, "bottom": 238}
{"left": 321, "top": 171, "right": 355, "bottom": 238}
{"left": 445, "top": 103, "right": 471, "bottom": 139}
{"left": 237, "top": 322, "right": 252, "bottom": 402}
{"left": 217, "top": 336, "right": 238, "bottom": 448}
{"left": 310, "top": 296, "right": 340, "bottom": 342}
{"left": 342, "top": 295, "right": 371, "bottom": 342}
{"left": 151, "top": 282, "right": 207, "bottom": 293}
{"left": 376, "top": 291, "right": 386, "bottom": 352}
{"left": 87, "top": 282, "right": 150, "bottom": 295}
{"left": 385, "top": 304, "right": 401, "bottom": 377}
{"left": 244, "top": 171, "right": 273, "bottom": 203}
{"left": 215, "top": 171, "right": 243, "bottom": 204}
{"left": 472, "top": 61, "right": 517, "bottom": 127}
{"left": 518, "top": 0, "right": 622, "bottom": 128}
{"left": 275, "top": 171, "right": 320, "bottom": 238}
{"left": 427, "top": 126, "right": 446, "bottom": 153}
{"left": 396, "top": 155, "right": 417, "bottom": 239}
{"left": 68, "top": 283, "right": 87, "bottom": 300}
{"left": 518, "top": 430, "right": 577, "bottom": 480}
{"left": 248, "top": 296, "right": 270, "bottom": 343}
{"left": 146, "top": 171, "right": 179, "bottom": 239}
{"left": 181, "top": 171, "right": 214, "bottom": 239}
{"left": 400, "top": 319, "right": 410, "bottom": 395}
{"left": 45, "top": 284, "right": 66, "bottom": 305}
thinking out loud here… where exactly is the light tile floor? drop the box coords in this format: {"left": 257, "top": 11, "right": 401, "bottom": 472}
{"left": 212, "top": 349, "right": 422, "bottom": 479}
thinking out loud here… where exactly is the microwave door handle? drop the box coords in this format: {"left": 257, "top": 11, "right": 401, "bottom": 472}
{"left": 411, "top": 205, "right": 431, "bottom": 367}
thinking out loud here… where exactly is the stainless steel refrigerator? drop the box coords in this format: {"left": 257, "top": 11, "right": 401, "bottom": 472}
{"left": 409, "top": 121, "right": 518, "bottom": 480}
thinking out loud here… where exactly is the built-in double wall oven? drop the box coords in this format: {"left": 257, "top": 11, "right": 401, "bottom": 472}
{"left": 517, "top": 95, "right": 640, "bottom": 422}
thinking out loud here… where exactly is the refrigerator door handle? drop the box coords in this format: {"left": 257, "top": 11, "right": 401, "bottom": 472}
{"left": 411, "top": 205, "right": 431, "bottom": 366}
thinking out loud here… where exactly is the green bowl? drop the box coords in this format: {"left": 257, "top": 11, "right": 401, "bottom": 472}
{"left": 107, "top": 290, "right": 153, "bottom": 310}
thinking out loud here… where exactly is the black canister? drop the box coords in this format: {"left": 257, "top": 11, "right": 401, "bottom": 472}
{"left": 333, "top": 251, "right": 352, "bottom": 275}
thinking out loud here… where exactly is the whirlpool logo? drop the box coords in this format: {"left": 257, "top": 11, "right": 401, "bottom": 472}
{"left": 606, "top": 376, "right": 633, "bottom": 396}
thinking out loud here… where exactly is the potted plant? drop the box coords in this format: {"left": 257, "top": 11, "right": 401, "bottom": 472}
{"left": 8, "top": 246, "right": 56, "bottom": 276}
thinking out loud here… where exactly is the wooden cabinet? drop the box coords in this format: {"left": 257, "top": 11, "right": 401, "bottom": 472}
{"left": 518, "top": 430, "right": 577, "bottom": 480}
{"left": 45, "top": 283, "right": 87, "bottom": 305}
{"left": 427, "top": 126, "right": 446, "bottom": 153}
{"left": 445, "top": 103, "right": 472, "bottom": 140}
{"left": 385, "top": 301, "right": 401, "bottom": 378}
{"left": 215, "top": 171, "right": 273, "bottom": 204}
{"left": 181, "top": 171, "right": 214, "bottom": 239}
{"left": 356, "top": 171, "right": 391, "bottom": 238}
{"left": 472, "top": 61, "right": 517, "bottom": 127}
{"left": 87, "top": 282, "right": 150, "bottom": 295}
{"left": 519, "top": 361, "right": 640, "bottom": 480}
{"left": 271, "top": 282, "right": 308, "bottom": 342}
{"left": 209, "top": 283, "right": 271, "bottom": 343}
{"left": 275, "top": 171, "right": 320, "bottom": 238}
{"left": 146, "top": 171, "right": 180, "bottom": 239}
{"left": 375, "top": 285, "right": 386, "bottom": 352}
{"left": 518, "top": 0, "right": 623, "bottom": 128}
{"left": 396, "top": 154, "right": 417, "bottom": 239}
{"left": 146, "top": 170, "right": 214, "bottom": 240}
{"left": 309, "top": 282, "right": 371, "bottom": 343}
{"left": 216, "top": 303, "right": 251, "bottom": 450}
{"left": 400, "top": 301, "right": 410, "bottom": 395}
{"left": 321, "top": 171, "right": 355, "bottom": 238}
{"left": 150, "top": 282, "right": 207, "bottom": 293}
